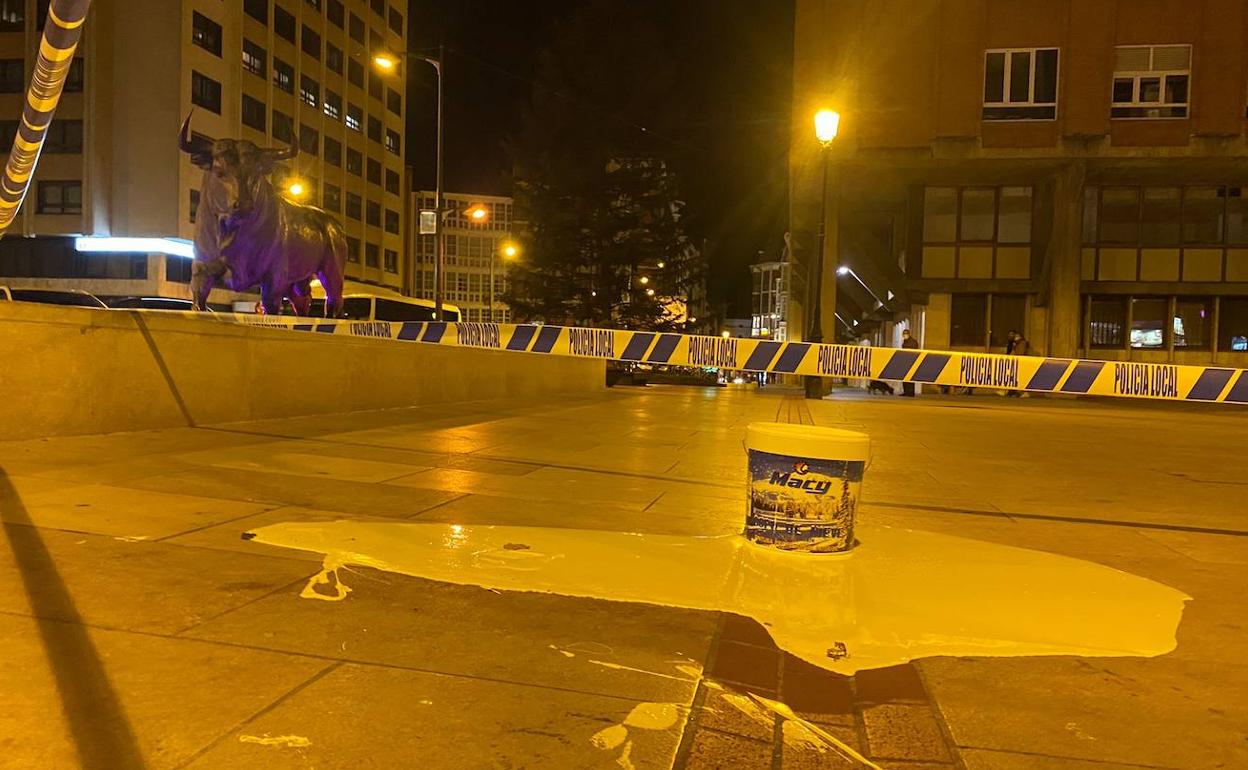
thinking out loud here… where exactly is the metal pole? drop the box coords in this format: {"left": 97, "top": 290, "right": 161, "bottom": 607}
{"left": 804, "top": 146, "right": 830, "bottom": 399}
{"left": 432, "top": 45, "right": 445, "bottom": 321}
{"left": 489, "top": 249, "right": 495, "bottom": 318}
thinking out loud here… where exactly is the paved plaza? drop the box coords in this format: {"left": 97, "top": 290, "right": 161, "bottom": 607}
{"left": 1, "top": 385, "right": 1246, "bottom": 769}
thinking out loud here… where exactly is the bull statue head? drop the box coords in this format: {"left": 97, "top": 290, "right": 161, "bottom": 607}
{"left": 179, "top": 112, "right": 297, "bottom": 220}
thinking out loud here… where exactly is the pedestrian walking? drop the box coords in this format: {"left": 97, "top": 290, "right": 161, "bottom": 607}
{"left": 899, "top": 328, "right": 919, "bottom": 397}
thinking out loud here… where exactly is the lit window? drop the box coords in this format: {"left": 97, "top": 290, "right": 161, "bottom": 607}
{"left": 982, "top": 48, "right": 1058, "bottom": 121}
{"left": 385, "top": 129, "right": 400, "bottom": 156}
{"left": 300, "top": 75, "right": 319, "bottom": 108}
{"left": 273, "top": 58, "right": 294, "bottom": 93}
{"left": 346, "top": 103, "right": 362, "bottom": 132}
{"left": 1112, "top": 45, "right": 1190, "bottom": 119}
{"left": 192, "top": 11, "right": 222, "bottom": 57}
{"left": 1130, "top": 298, "right": 1167, "bottom": 348}
{"left": 243, "top": 39, "right": 266, "bottom": 77}
{"left": 324, "top": 90, "right": 342, "bottom": 120}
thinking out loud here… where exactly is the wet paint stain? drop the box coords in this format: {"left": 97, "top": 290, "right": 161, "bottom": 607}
{"left": 239, "top": 734, "right": 311, "bottom": 748}
{"left": 247, "top": 521, "right": 1190, "bottom": 675}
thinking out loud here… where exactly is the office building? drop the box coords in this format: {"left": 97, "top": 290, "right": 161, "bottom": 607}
{"left": 412, "top": 191, "right": 515, "bottom": 323}
{"left": 0, "top": 0, "right": 408, "bottom": 304}
{"left": 791, "top": 0, "right": 1248, "bottom": 364}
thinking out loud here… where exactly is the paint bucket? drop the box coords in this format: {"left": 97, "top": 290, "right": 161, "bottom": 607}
{"left": 744, "top": 423, "right": 870, "bottom": 553}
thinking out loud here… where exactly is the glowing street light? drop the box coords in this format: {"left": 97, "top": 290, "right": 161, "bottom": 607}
{"left": 806, "top": 107, "right": 840, "bottom": 400}
{"left": 638, "top": 276, "right": 650, "bottom": 285}
{"left": 372, "top": 53, "right": 399, "bottom": 72}
{"left": 286, "top": 180, "right": 306, "bottom": 197}
{"left": 721, "top": 330, "right": 731, "bottom": 338}
{"left": 465, "top": 204, "right": 488, "bottom": 221}
{"left": 645, "top": 288, "right": 655, "bottom": 296}
{"left": 837, "top": 265, "right": 888, "bottom": 310}
{"left": 657, "top": 261, "right": 665, "bottom": 269}
{"left": 814, "top": 109, "right": 840, "bottom": 145}
{"left": 501, "top": 243, "right": 519, "bottom": 259}
{"left": 488, "top": 241, "right": 519, "bottom": 317}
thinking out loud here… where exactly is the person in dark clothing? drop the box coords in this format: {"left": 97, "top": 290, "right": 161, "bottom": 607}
{"left": 900, "top": 329, "right": 919, "bottom": 397}
{"left": 1005, "top": 330, "right": 1018, "bottom": 355}
{"left": 1006, "top": 331, "right": 1030, "bottom": 397}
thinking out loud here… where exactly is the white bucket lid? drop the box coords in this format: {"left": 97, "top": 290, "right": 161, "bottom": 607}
{"left": 746, "top": 422, "right": 870, "bottom": 461}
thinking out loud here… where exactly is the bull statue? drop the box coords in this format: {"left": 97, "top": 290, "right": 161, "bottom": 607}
{"left": 179, "top": 115, "right": 346, "bottom": 316}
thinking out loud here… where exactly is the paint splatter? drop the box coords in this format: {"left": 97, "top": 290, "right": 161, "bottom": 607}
{"left": 590, "top": 702, "right": 684, "bottom": 768}
{"left": 239, "top": 734, "right": 311, "bottom": 748}
{"left": 300, "top": 561, "right": 351, "bottom": 602}
{"left": 246, "top": 521, "right": 1190, "bottom": 674}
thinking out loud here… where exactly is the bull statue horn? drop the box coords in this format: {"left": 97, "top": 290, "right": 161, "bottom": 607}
{"left": 179, "top": 112, "right": 205, "bottom": 153}
{"left": 266, "top": 141, "right": 299, "bottom": 161}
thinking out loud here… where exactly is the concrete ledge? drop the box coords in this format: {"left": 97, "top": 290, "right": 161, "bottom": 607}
{"left": 0, "top": 302, "right": 605, "bottom": 439}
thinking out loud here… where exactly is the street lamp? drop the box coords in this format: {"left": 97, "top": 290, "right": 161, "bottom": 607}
{"left": 285, "top": 180, "right": 306, "bottom": 198}
{"left": 837, "top": 265, "right": 887, "bottom": 310}
{"left": 490, "top": 241, "right": 519, "bottom": 318}
{"left": 805, "top": 108, "right": 839, "bottom": 399}
{"left": 374, "top": 46, "right": 445, "bottom": 318}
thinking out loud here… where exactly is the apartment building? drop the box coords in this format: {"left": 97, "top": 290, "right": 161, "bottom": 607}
{"left": 412, "top": 191, "right": 515, "bottom": 323}
{"left": 0, "top": 0, "right": 407, "bottom": 304}
{"left": 791, "top": 0, "right": 1248, "bottom": 365}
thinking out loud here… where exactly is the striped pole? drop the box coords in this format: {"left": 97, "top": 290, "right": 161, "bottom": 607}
{"left": 0, "top": 0, "right": 91, "bottom": 234}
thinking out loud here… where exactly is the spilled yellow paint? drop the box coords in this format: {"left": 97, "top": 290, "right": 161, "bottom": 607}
{"left": 250, "top": 521, "right": 1189, "bottom": 674}
{"left": 590, "top": 702, "right": 685, "bottom": 767}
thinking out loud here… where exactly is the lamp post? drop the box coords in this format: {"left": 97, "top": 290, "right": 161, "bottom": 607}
{"left": 491, "top": 242, "right": 519, "bottom": 318}
{"left": 836, "top": 265, "right": 887, "bottom": 310}
{"left": 805, "top": 109, "right": 840, "bottom": 399}
{"left": 374, "top": 46, "right": 444, "bottom": 318}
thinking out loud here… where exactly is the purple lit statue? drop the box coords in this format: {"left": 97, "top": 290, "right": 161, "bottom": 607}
{"left": 179, "top": 115, "right": 346, "bottom": 316}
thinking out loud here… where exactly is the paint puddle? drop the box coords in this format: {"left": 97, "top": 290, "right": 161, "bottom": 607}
{"left": 248, "top": 521, "right": 1190, "bottom": 674}
{"left": 239, "top": 734, "right": 311, "bottom": 748}
{"left": 590, "top": 702, "right": 683, "bottom": 769}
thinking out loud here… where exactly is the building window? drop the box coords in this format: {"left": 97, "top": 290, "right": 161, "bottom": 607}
{"left": 272, "top": 109, "right": 294, "bottom": 143}
{"left": 384, "top": 209, "right": 399, "bottom": 234}
{"left": 43, "top": 120, "right": 83, "bottom": 153}
{"left": 274, "top": 5, "right": 295, "bottom": 42}
{"left": 328, "top": 0, "right": 344, "bottom": 28}
{"left": 922, "top": 187, "right": 957, "bottom": 243}
{"left": 348, "top": 58, "right": 364, "bottom": 88}
{"left": 365, "top": 158, "right": 380, "bottom": 185}
{"left": 1221, "top": 298, "right": 1248, "bottom": 351}
{"left": 386, "top": 88, "right": 401, "bottom": 116}
{"left": 1173, "top": 298, "right": 1211, "bottom": 349}
{"left": 366, "top": 200, "right": 381, "bottom": 227}
{"left": 299, "top": 123, "right": 319, "bottom": 156}
{"left": 191, "top": 71, "right": 222, "bottom": 113}
{"left": 0, "top": 59, "right": 23, "bottom": 93}
{"left": 368, "top": 70, "right": 383, "bottom": 101}
{"left": 1139, "top": 187, "right": 1180, "bottom": 246}
{"left": 243, "top": 39, "right": 267, "bottom": 77}
{"left": 385, "top": 168, "right": 400, "bottom": 195}
{"left": 388, "top": 6, "right": 403, "bottom": 35}
{"left": 65, "top": 58, "right": 84, "bottom": 92}
{"left": 36, "top": 180, "right": 82, "bottom": 214}
{"left": 385, "top": 129, "right": 400, "bottom": 155}
{"left": 191, "top": 11, "right": 222, "bottom": 57}
{"left": 0, "top": 120, "right": 18, "bottom": 152}
{"left": 346, "top": 103, "right": 363, "bottom": 132}
{"left": 346, "top": 147, "right": 362, "bottom": 175}
{"left": 1089, "top": 296, "right": 1126, "bottom": 348}
{"left": 1112, "top": 45, "right": 1190, "bottom": 119}
{"left": 189, "top": 189, "right": 200, "bottom": 224}
{"left": 384, "top": 248, "right": 398, "bottom": 272}
{"left": 982, "top": 47, "right": 1058, "bottom": 121}
{"left": 346, "top": 192, "right": 362, "bottom": 220}
{"left": 0, "top": 1, "right": 24, "bottom": 31}
{"left": 242, "top": 94, "right": 267, "bottom": 132}
{"left": 326, "top": 43, "right": 343, "bottom": 75}
{"left": 950, "top": 294, "right": 988, "bottom": 346}
{"left": 921, "top": 186, "right": 1033, "bottom": 279}
{"left": 300, "top": 75, "right": 319, "bottom": 108}
{"left": 989, "top": 294, "right": 1027, "bottom": 349}
{"left": 348, "top": 12, "right": 364, "bottom": 43}
{"left": 367, "top": 115, "right": 382, "bottom": 143}
{"left": 323, "top": 183, "right": 341, "bottom": 212}
{"left": 370, "top": 0, "right": 384, "bottom": 17}
{"left": 1130, "top": 297, "right": 1167, "bottom": 348}
{"left": 324, "top": 135, "right": 342, "bottom": 166}
{"left": 244, "top": 0, "right": 267, "bottom": 24}
{"left": 324, "top": 89, "right": 342, "bottom": 120}
{"left": 273, "top": 58, "right": 294, "bottom": 93}
{"left": 365, "top": 242, "right": 379, "bottom": 267}
{"left": 301, "top": 25, "right": 320, "bottom": 60}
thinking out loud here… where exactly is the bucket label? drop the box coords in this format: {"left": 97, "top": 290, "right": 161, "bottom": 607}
{"left": 746, "top": 449, "right": 864, "bottom": 552}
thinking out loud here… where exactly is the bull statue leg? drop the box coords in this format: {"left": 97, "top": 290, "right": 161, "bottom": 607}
{"left": 190, "top": 259, "right": 226, "bottom": 311}
{"left": 289, "top": 279, "right": 312, "bottom": 316}
{"left": 318, "top": 243, "right": 346, "bottom": 319}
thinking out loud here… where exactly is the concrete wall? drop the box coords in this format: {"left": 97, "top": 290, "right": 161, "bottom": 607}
{"left": 0, "top": 302, "right": 605, "bottom": 440}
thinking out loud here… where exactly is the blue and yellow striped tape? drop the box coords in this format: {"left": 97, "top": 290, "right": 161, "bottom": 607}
{"left": 220, "top": 314, "right": 1248, "bottom": 405}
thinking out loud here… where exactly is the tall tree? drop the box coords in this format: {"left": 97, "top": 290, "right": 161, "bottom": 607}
{"left": 505, "top": 1, "right": 704, "bottom": 329}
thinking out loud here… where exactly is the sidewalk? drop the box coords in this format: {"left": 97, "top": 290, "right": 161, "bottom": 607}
{"left": 1, "top": 387, "right": 1245, "bottom": 769}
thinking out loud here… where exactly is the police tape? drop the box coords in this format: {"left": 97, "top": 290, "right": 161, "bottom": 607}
{"left": 221, "top": 313, "right": 1248, "bottom": 405}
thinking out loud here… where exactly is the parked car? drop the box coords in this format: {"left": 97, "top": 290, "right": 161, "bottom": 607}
{"left": 0, "top": 286, "right": 108, "bottom": 309}
{"left": 108, "top": 296, "right": 201, "bottom": 311}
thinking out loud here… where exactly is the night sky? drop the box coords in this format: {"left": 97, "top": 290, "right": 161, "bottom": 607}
{"left": 403, "top": 1, "right": 794, "bottom": 316}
